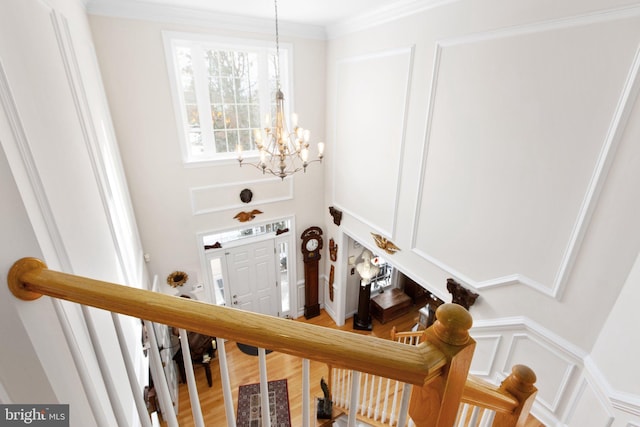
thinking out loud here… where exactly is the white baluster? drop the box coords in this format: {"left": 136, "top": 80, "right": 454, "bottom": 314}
{"left": 112, "top": 314, "right": 153, "bottom": 427}
{"left": 347, "top": 371, "right": 361, "bottom": 427}
{"left": 396, "top": 383, "right": 411, "bottom": 427}
{"left": 302, "top": 359, "right": 310, "bottom": 427}
{"left": 258, "top": 348, "right": 271, "bottom": 427}
{"left": 479, "top": 409, "right": 496, "bottom": 427}
{"left": 374, "top": 376, "right": 383, "bottom": 421}
{"left": 456, "top": 403, "right": 469, "bottom": 427}
{"left": 468, "top": 406, "right": 481, "bottom": 426}
{"left": 145, "top": 320, "right": 178, "bottom": 427}
{"left": 390, "top": 380, "right": 400, "bottom": 425}
{"left": 215, "top": 338, "right": 236, "bottom": 427}
{"left": 82, "top": 307, "right": 127, "bottom": 426}
{"left": 342, "top": 369, "right": 348, "bottom": 407}
{"left": 178, "top": 329, "right": 204, "bottom": 427}
{"left": 346, "top": 370, "right": 352, "bottom": 409}
{"left": 381, "top": 378, "right": 391, "bottom": 423}
{"left": 361, "top": 373, "right": 369, "bottom": 414}
{"left": 367, "top": 374, "right": 375, "bottom": 418}
{"left": 334, "top": 369, "right": 342, "bottom": 406}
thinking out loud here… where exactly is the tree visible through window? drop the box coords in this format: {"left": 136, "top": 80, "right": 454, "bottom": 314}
{"left": 166, "top": 34, "right": 289, "bottom": 162}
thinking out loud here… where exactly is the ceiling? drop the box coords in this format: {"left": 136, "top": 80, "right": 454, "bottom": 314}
{"left": 86, "top": 0, "right": 412, "bottom": 27}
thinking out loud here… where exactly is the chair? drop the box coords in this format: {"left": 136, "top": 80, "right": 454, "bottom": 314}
{"left": 172, "top": 330, "right": 216, "bottom": 387}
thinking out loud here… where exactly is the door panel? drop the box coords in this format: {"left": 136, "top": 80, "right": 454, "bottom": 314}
{"left": 225, "top": 240, "right": 278, "bottom": 316}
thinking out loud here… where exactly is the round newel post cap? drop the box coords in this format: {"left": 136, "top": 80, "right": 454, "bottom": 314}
{"left": 432, "top": 303, "right": 473, "bottom": 346}
{"left": 505, "top": 364, "right": 537, "bottom": 393}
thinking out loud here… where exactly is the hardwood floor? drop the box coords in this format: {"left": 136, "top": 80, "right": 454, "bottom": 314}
{"left": 164, "top": 306, "right": 544, "bottom": 426}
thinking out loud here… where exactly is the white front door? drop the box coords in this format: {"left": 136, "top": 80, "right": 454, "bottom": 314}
{"left": 225, "top": 239, "right": 279, "bottom": 316}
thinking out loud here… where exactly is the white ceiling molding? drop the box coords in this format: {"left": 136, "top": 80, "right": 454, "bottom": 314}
{"left": 326, "top": 0, "right": 459, "bottom": 39}
{"left": 84, "top": 0, "right": 460, "bottom": 40}
{"left": 85, "top": 0, "right": 327, "bottom": 40}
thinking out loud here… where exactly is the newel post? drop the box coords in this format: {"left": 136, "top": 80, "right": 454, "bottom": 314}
{"left": 492, "top": 365, "right": 537, "bottom": 427}
{"left": 409, "top": 303, "right": 475, "bottom": 427}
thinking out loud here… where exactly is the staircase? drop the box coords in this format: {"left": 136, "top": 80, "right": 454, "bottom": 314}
{"left": 8, "top": 257, "right": 538, "bottom": 427}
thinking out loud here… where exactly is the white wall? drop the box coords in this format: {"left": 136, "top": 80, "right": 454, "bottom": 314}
{"left": 1, "top": 0, "right": 148, "bottom": 424}
{"left": 324, "top": 0, "right": 640, "bottom": 425}
{"left": 591, "top": 251, "right": 640, "bottom": 395}
{"left": 88, "top": 14, "right": 327, "bottom": 309}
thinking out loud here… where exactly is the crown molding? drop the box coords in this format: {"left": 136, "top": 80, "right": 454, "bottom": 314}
{"left": 85, "top": 0, "right": 326, "bottom": 40}
{"left": 326, "top": 0, "right": 458, "bottom": 39}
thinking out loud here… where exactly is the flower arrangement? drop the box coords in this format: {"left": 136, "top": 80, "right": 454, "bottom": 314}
{"left": 167, "top": 271, "right": 189, "bottom": 288}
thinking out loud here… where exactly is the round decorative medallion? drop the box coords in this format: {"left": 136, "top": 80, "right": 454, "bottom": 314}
{"left": 240, "top": 188, "right": 253, "bottom": 203}
{"left": 167, "top": 271, "right": 189, "bottom": 287}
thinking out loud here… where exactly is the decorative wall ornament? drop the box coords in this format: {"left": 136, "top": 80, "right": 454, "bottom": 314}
{"left": 234, "top": 209, "right": 263, "bottom": 222}
{"left": 447, "top": 278, "right": 479, "bottom": 310}
{"left": 239, "top": 188, "right": 253, "bottom": 203}
{"left": 204, "top": 242, "right": 222, "bottom": 250}
{"left": 329, "top": 206, "right": 342, "bottom": 226}
{"left": 275, "top": 228, "right": 289, "bottom": 236}
{"left": 371, "top": 232, "right": 400, "bottom": 254}
{"left": 167, "top": 271, "right": 189, "bottom": 288}
{"left": 329, "top": 265, "right": 335, "bottom": 302}
{"left": 329, "top": 238, "right": 338, "bottom": 261}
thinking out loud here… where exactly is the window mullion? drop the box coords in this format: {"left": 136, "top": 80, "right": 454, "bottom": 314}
{"left": 258, "top": 49, "right": 271, "bottom": 132}
{"left": 192, "top": 45, "right": 215, "bottom": 156}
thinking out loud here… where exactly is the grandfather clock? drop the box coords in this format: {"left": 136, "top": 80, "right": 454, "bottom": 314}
{"left": 301, "top": 226, "right": 323, "bottom": 319}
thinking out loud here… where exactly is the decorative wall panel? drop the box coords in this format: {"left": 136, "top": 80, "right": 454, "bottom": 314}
{"left": 191, "top": 177, "right": 293, "bottom": 215}
{"left": 505, "top": 334, "right": 576, "bottom": 412}
{"left": 333, "top": 47, "right": 414, "bottom": 238}
{"left": 566, "top": 378, "right": 614, "bottom": 427}
{"left": 469, "top": 334, "right": 501, "bottom": 377}
{"left": 412, "top": 17, "right": 640, "bottom": 297}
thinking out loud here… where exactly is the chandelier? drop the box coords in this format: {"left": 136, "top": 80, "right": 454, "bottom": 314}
{"left": 237, "top": 0, "right": 324, "bottom": 180}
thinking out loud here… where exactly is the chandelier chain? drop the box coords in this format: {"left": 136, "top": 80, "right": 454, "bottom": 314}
{"left": 274, "top": 0, "right": 281, "bottom": 90}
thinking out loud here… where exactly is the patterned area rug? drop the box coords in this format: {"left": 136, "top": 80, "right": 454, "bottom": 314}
{"left": 237, "top": 379, "right": 291, "bottom": 427}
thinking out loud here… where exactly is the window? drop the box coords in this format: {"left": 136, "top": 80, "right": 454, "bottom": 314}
{"left": 164, "top": 33, "right": 292, "bottom": 163}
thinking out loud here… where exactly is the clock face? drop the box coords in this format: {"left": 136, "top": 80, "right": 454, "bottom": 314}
{"left": 306, "top": 238, "right": 319, "bottom": 252}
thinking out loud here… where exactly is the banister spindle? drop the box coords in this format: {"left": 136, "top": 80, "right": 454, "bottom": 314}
{"left": 491, "top": 365, "right": 537, "bottom": 427}
{"left": 409, "top": 303, "right": 476, "bottom": 427}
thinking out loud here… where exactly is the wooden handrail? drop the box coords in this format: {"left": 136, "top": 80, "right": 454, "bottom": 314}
{"left": 8, "top": 258, "right": 446, "bottom": 386}
{"left": 461, "top": 375, "right": 518, "bottom": 413}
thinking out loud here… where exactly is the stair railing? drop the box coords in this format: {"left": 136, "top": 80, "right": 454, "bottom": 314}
{"left": 8, "top": 257, "right": 535, "bottom": 427}
{"left": 9, "top": 258, "right": 467, "bottom": 426}
{"left": 387, "top": 326, "right": 537, "bottom": 427}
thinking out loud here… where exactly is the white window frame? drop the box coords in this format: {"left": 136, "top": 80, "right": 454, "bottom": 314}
{"left": 163, "top": 31, "right": 294, "bottom": 165}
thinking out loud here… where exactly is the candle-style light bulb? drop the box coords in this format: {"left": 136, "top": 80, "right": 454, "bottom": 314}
{"left": 303, "top": 129, "right": 311, "bottom": 143}
{"left": 301, "top": 147, "right": 309, "bottom": 163}
{"left": 237, "top": 144, "right": 243, "bottom": 160}
{"left": 291, "top": 113, "right": 298, "bottom": 128}
{"left": 317, "top": 142, "right": 325, "bottom": 158}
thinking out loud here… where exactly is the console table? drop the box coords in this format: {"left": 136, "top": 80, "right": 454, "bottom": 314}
{"left": 370, "top": 288, "right": 412, "bottom": 324}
